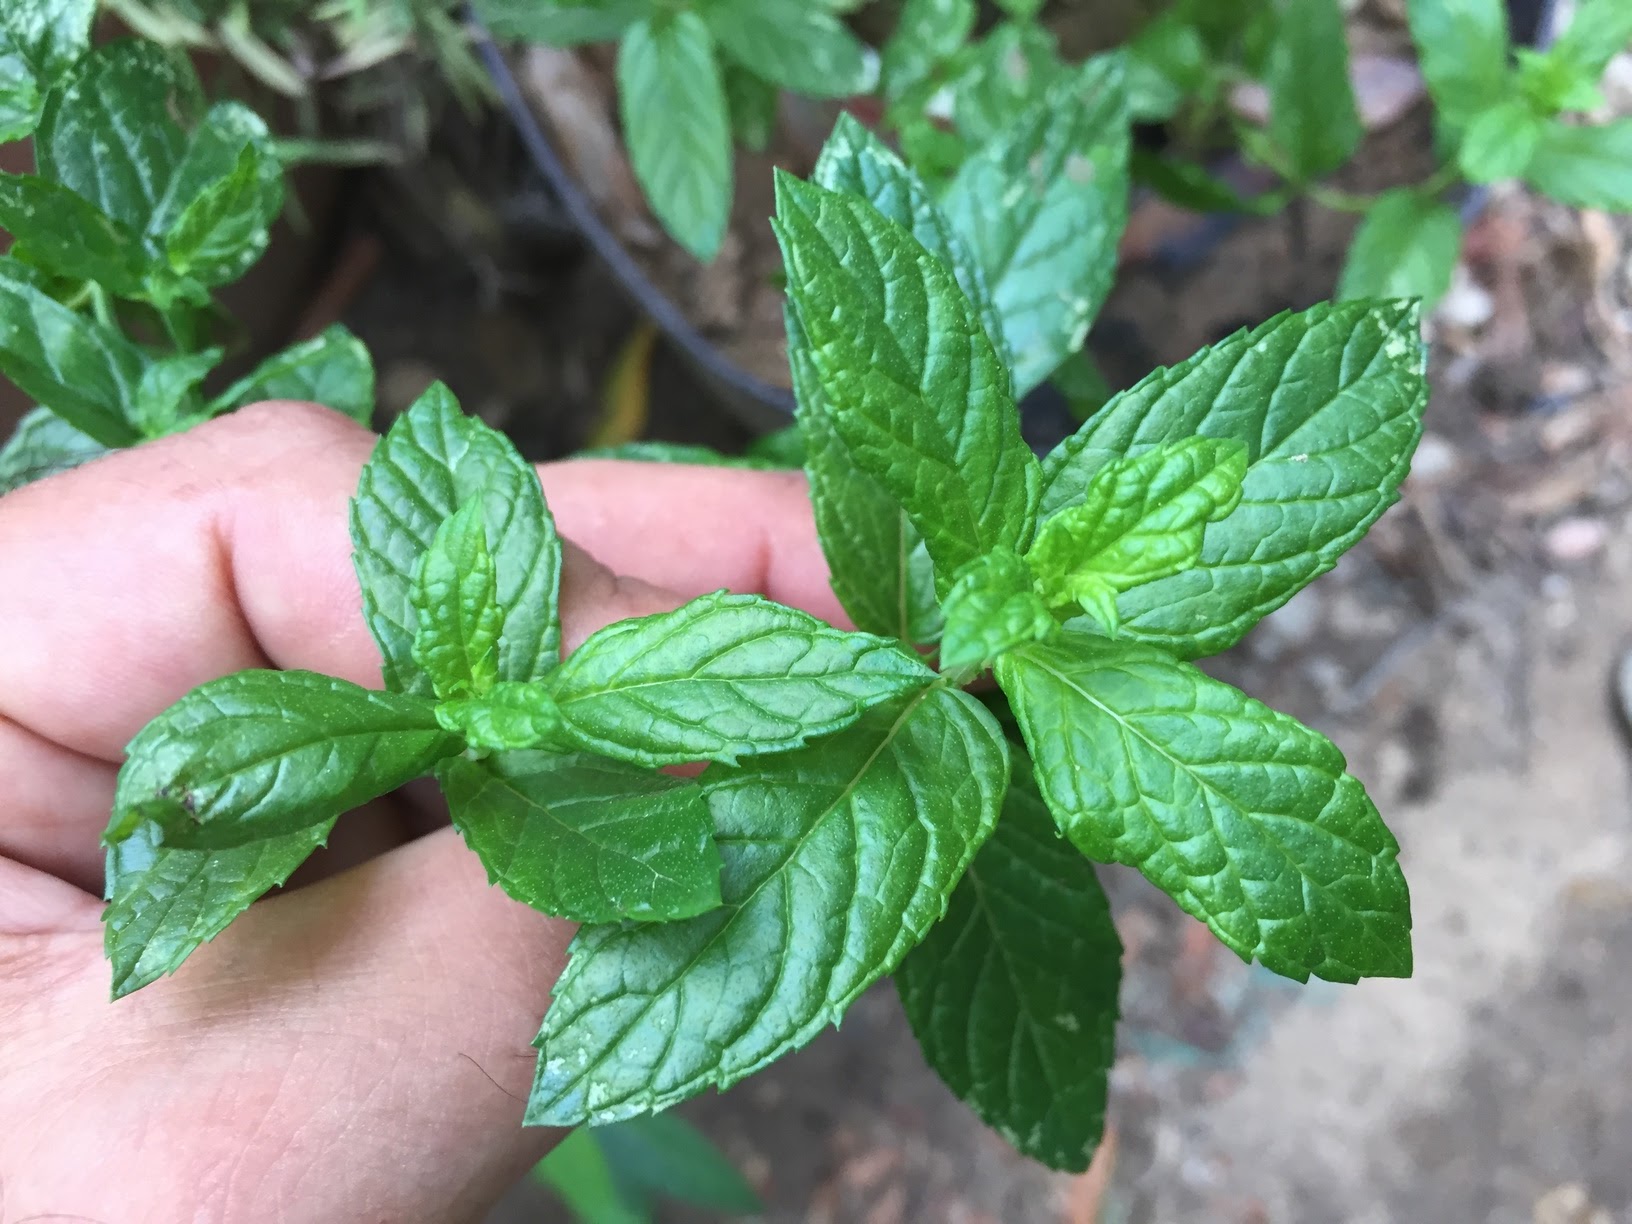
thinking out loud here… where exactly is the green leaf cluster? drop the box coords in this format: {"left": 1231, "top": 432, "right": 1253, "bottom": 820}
{"left": 475, "top": 0, "right": 873, "bottom": 260}
{"left": 769, "top": 120, "right": 1420, "bottom": 1171}
{"left": 1409, "top": 0, "right": 1632, "bottom": 210}
{"left": 0, "top": 12, "right": 378, "bottom": 496}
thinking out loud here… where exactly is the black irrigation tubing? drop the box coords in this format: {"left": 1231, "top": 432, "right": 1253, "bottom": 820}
{"left": 471, "top": 20, "right": 799, "bottom": 422}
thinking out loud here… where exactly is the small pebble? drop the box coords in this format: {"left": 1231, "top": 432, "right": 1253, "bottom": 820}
{"left": 1436, "top": 266, "right": 1495, "bottom": 330}
{"left": 1544, "top": 516, "right": 1608, "bottom": 563}
{"left": 1409, "top": 432, "right": 1460, "bottom": 485}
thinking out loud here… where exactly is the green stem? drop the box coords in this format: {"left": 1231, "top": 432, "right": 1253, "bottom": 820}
{"left": 89, "top": 283, "right": 116, "bottom": 332}
{"left": 160, "top": 302, "right": 199, "bottom": 353}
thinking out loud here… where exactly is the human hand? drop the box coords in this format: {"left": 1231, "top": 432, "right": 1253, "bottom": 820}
{"left": 0, "top": 403, "right": 836, "bottom": 1223}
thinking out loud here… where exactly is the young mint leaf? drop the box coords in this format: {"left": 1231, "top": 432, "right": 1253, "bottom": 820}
{"left": 1266, "top": 0, "right": 1362, "bottom": 181}
{"left": 813, "top": 112, "right": 1008, "bottom": 367}
{"left": 440, "top": 749, "right": 722, "bottom": 924}
{"left": 547, "top": 590, "right": 936, "bottom": 767}
{"left": 210, "top": 324, "right": 376, "bottom": 426}
{"left": 1405, "top": 0, "right": 1510, "bottom": 126}
{"left": 104, "top": 819, "right": 336, "bottom": 999}
{"left": 896, "top": 765, "right": 1120, "bottom": 1172}
{"left": 474, "top": 0, "right": 647, "bottom": 46}
{"left": 1524, "top": 119, "right": 1632, "bottom": 212}
{"left": 1337, "top": 189, "right": 1463, "bottom": 309}
{"left": 528, "top": 686, "right": 1008, "bottom": 1126}
{"left": 1550, "top": 0, "right": 1632, "bottom": 83}
{"left": 164, "top": 138, "right": 283, "bottom": 288}
{"left": 436, "top": 681, "right": 571, "bottom": 752}
{"left": 705, "top": 0, "right": 874, "bottom": 99}
{"left": 722, "top": 61, "right": 778, "bottom": 153}
{"left": 1041, "top": 300, "right": 1427, "bottom": 659}
{"left": 131, "top": 347, "right": 222, "bottom": 437}
{"left": 941, "top": 55, "right": 1130, "bottom": 397}
{"left": 410, "top": 500, "right": 502, "bottom": 701}
{"left": 572, "top": 440, "right": 785, "bottom": 469}
{"left": 351, "top": 383, "right": 563, "bottom": 696}
{"left": 0, "top": 173, "right": 150, "bottom": 296}
{"left": 618, "top": 12, "right": 732, "bottom": 261}
{"left": 594, "top": 1114, "right": 763, "bottom": 1215}
{"left": 0, "top": 260, "right": 144, "bottom": 446}
{"left": 37, "top": 41, "right": 204, "bottom": 232}
{"left": 938, "top": 549, "right": 1058, "bottom": 676}
{"left": 997, "top": 635, "right": 1413, "bottom": 983}
{"left": 881, "top": 0, "right": 977, "bottom": 103}
{"left": 0, "top": 406, "right": 106, "bottom": 494}
{"left": 1126, "top": 11, "right": 1208, "bottom": 122}
{"left": 774, "top": 175, "right": 1041, "bottom": 590}
{"left": 1027, "top": 436, "right": 1247, "bottom": 635}
{"left": 792, "top": 311, "right": 943, "bottom": 646}
{"left": 1458, "top": 99, "right": 1544, "bottom": 183}
{"left": 0, "top": 0, "right": 95, "bottom": 141}
{"left": 1514, "top": 47, "right": 1605, "bottom": 115}
{"left": 107, "top": 669, "right": 461, "bottom": 850}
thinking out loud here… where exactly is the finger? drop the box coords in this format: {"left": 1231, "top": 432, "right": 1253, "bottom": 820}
{"left": 540, "top": 459, "right": 845, "bottom": 627}
{"left": 0, "top": 716, "right": 115, "bottom": 893}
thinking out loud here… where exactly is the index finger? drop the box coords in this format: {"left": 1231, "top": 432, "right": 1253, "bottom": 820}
{"left": 0, "top": 403, "right": 839, "bottom": 765}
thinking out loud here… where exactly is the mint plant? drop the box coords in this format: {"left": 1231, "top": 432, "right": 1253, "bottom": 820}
{"left": 100, "top": 103, "right": 1422, "bottom": 1177}
{"left": 0, "top": 4, "right": 378, "bottom": 494}
{"left": 475, "top": 0, "right": 877, "bottom": 260}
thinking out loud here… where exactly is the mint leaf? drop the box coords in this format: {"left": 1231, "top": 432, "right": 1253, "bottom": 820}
{"left": 722, "top": 61, "right": 777, "bottom": 153}
{"left": 107, "top": 669, "right": 460, "bottom": 850}
{"left": 792, "top": 311, "right": 943, "bottom": 646}
{"left": 436, "top": 681, "right": 571, "bottom": 752}
{"left": 594, "top": 1114, "right": 763, "bottom": 1214}
{"left": 1406, "top": 0, "right": 1510, "bottom": 125}
{"left": 211, "top": 324, "right": 376, "bottom": 426}
{"left": 474, "top": 0, "right": 646, "bottom": 45}
{"left": 533, "top": 1127, "right": 644, "bottom": 1224}
{"left": 775, "top": 175, "right": 1041, "bottom": 590}
{"left": 0, "top": 259, "right": 145, "bottom": 446}
{"left": 945, "top": 22, "right": 1067, "bottom": 148}
{"left": 941, "top": 55, "right": 1130, "bottom": 396}
{"left": 1550, "top": 0, "right": 1632, "bottom": 83}
{"left": 618, "top": 13, "right": 732, "bottom": 261}
{"left": 0, "top": 405, "right": 106, "bottom": 494}
{"left": 997, "top": 636, "right": 1412, "bottom": 983}
{"left": 527, "top": 686, "right": 1008, "bottom": 1126}
{"left": 351, "top": 383, "right": 563, "bottom": 696}
{"left": 882, "top": 0, "right": 977, "bottom": 102}
{"left": 0, "top": 173, "right": 149, "bottom": 295}
{"left": 896, "top": 765, "right": 1120, "bottom": 1171}
{"left": 1337, "top": 189, "right": 1463, "bottom": 309}
{"left": 706, "top": 0, "right": 873, "bottom": 99}
{"left": 131, "top": 347, "right": 222, "bottom": 436}
{"left": 410, "top": 500, "right": 502, "bottom": 701}
{"left": 163, "top": 137, "right": 283, "bottom": 288}
{"left": 813, "top": 113, "right": 1008, "bottom": 367}
{"left": 104, "top": 819, "right": 334, "bottom": 999}
{"left": 1458, "top": 99, "right": 1544, "bottom": 183}
{"left": 1041, "top": 301, "right": 1427, "bottom": 659}
{"left": 939, "top": 549, "right": 1058, "bottom": 675}
{"left": 1126, "top": 11, "right": 1208, "bottom": 122}
{"left": 0, "top": 0, "right": 95, "bottom": 141}
{"left": 441, "top": 749, "right": 721, "bottom": 924}
{"left": 572, "top": 440, "right": 784, "bottom": 469}
{"left": 1266, "top": 0, "right": 1362, "bottom": 181}
{"left": 1525, "top": 119, "right": 1632, "bottom": 211}
{"left": 1027, "top": 436, "right": 1247, "bottom": 635}
{"left": 37, "top": 41, "right": 203, "bottom": 231}
{"left": 547, "top": 590, "right": 936, "bottom": 766}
